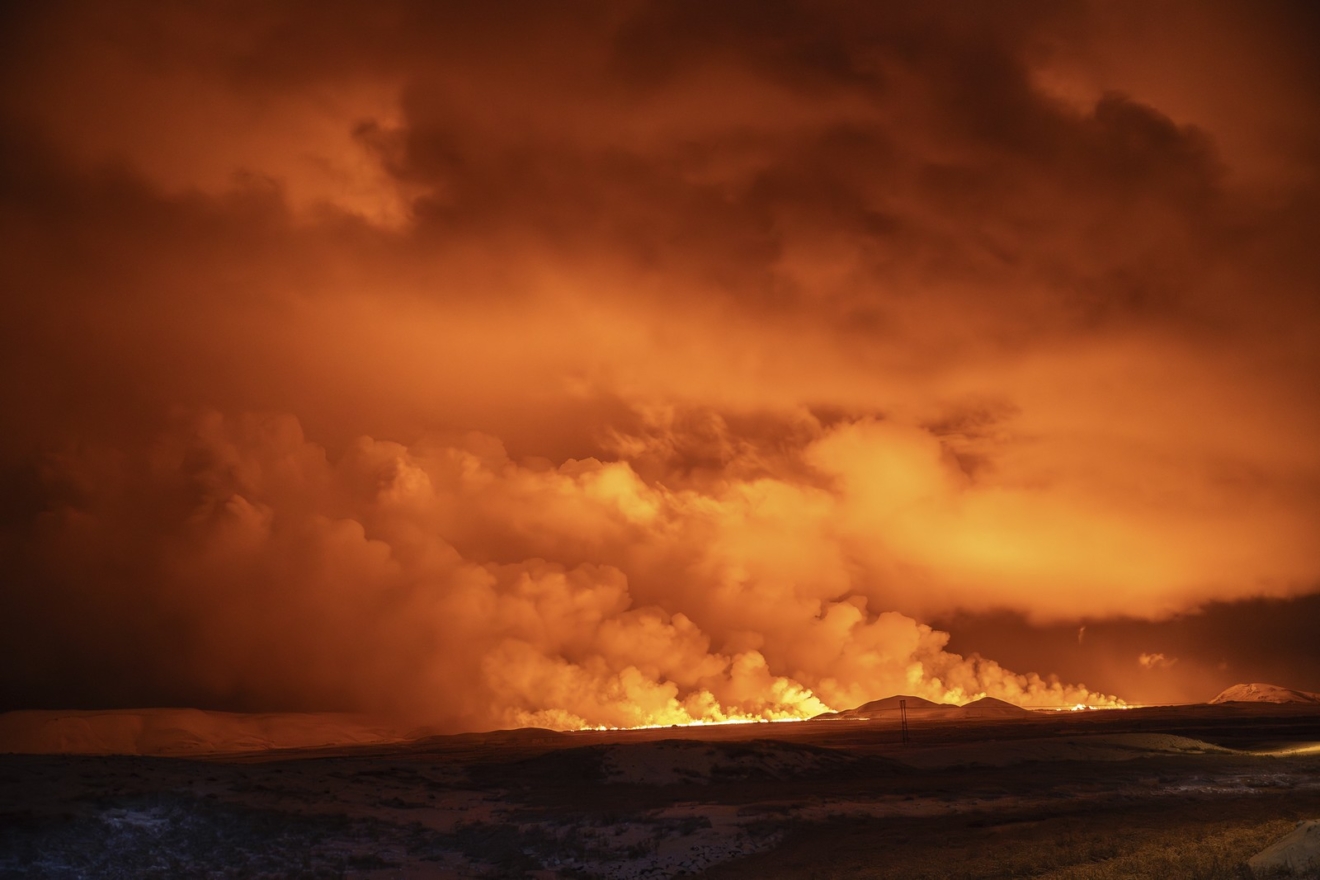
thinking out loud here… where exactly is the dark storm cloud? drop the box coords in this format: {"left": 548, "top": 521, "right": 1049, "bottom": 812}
{"left": 381, "top": 0, "right": 1231, "bottom": 332}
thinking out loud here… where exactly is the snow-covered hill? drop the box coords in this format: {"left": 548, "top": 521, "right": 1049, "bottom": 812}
{"left": 1209, "top": 683, "right": 1320, "bottom": 705}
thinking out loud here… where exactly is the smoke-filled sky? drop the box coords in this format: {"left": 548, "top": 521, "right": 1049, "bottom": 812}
{"left": 2, "top": 1, "right": 1319, "bottom": 730}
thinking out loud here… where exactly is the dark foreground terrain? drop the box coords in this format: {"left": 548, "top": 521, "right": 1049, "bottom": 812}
{"left": 3, "top": 705, "right": 1320, "bottom": 878}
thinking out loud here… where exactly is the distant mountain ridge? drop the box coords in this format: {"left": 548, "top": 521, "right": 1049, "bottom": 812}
{"left": 0, "top": 709, "right": 410, "bottom": 756}
{"left": 1209, "top": 683, "right": 1320, "bottom": 705}
{"left": 816, "top": 694, "right": 1032, "bottom": 721}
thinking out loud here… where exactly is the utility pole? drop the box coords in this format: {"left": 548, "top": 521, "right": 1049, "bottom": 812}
{"left": 899, "top": 699, "right": 910, "bottom": 746}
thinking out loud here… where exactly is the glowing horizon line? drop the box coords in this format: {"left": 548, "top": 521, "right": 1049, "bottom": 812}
{"left": 582, "top": 715, "right": 812, "bottom": 732}
{"left": 579, "top": 701, "right": 1141, "bottom": 730}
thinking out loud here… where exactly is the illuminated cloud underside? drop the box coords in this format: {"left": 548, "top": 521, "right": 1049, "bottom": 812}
{"left": 0, "top": 1, "right": 1317, "bottom": 725}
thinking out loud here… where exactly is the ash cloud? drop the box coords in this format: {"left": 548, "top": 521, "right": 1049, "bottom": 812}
{"left": 0, "top": 1, "right": 1318, "bottom": 719}
{"left": 1, "top": 413, "right": 1119, "bottom": 726}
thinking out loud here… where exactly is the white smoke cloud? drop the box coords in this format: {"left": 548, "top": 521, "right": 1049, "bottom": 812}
{"left": 1138, "top": 652, "right": 1177, "bottom": 670}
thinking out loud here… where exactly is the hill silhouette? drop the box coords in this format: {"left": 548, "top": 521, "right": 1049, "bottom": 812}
{"left": 1210, "top": 683, "right": 1320, "bottom": 705}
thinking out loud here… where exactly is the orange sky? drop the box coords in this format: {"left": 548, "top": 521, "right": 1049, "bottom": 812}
{"left": 1, "top": 1, "right": 1318, "bottom": 728}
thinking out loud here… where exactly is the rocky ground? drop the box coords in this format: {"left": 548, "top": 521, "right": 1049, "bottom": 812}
{"left": 3, "top": 706, "right": 1320, "bottom": 878}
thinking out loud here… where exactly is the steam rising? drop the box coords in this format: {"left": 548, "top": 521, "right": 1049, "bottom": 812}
{"left": 16, "top": 413, "right": 1120, "bottom": 729}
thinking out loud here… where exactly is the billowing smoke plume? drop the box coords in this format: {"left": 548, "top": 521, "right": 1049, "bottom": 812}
{"left": 2, "top": 1, "right": 1319, "bottom": 713}
{"left": 8, "top": 412, "right": 1118, "bottom": 729}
